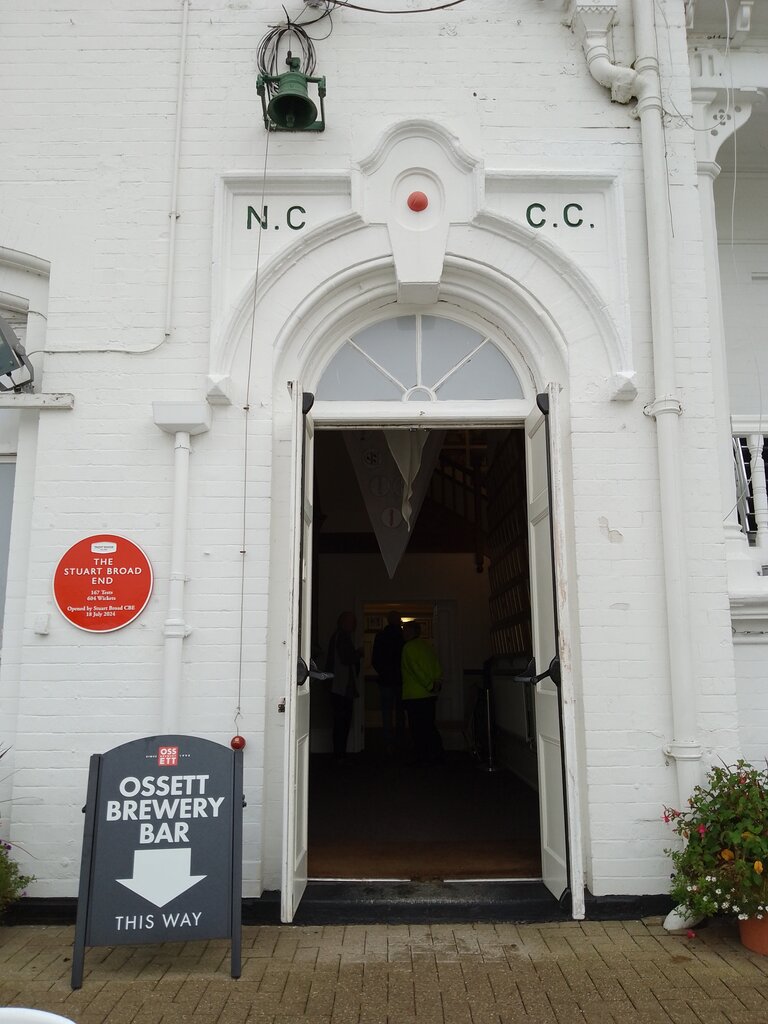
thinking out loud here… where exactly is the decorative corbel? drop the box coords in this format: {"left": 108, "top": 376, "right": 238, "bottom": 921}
{"left": 690, "top": 67, "right": 764, "bottom": 167}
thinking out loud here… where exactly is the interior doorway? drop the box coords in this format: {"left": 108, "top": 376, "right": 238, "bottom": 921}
{"left": 307, "top": 426, "right": 542, "bottom": 882}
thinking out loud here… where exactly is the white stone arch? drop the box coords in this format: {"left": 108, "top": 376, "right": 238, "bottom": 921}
{"left": 210, "top": 209, "right": 632, "bottom": 407}
{"left": 245, "top": 202, "right": 615, "bottom": 896}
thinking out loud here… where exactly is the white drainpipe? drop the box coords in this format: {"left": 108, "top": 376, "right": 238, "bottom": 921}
{"left": 165, "top": 0, "right": 191, "bottom": 340}
{"left": 153, "top": 402, "right": 212, "bottom": 731}
{"left": 570, "top": 1, "right": 702, "bottom": 805}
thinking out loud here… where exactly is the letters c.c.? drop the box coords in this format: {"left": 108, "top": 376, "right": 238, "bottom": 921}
{"left": 563, "top": 202, "right": 583, "bottom": 228}
{"left": 526, "top": 202, "right": 546, "bottom": 229}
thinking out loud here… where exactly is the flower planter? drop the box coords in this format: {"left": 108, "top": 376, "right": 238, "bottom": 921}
{"left": 739, "top": 917, "right": 768, "bottom": 955}
{"left": 665, "top": 762, "right": 768, "bottom": 936}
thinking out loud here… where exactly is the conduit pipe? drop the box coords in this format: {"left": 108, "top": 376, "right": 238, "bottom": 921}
{"left": 153, "top": 402, "right": 212, "bottom": 731}
{"left": 164, "top": 0, "right": 191, "bottom": 340}
{"left": 571, "top": 1, "right": 702, "bottom": 805}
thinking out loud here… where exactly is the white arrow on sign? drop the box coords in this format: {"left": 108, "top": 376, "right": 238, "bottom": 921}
{"left": 117, "top": 849, "right": 206, "bottom": 908}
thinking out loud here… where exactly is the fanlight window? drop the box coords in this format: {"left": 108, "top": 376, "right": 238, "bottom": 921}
{"left": 316, "top": 315, "right": 523, "bottom": 402}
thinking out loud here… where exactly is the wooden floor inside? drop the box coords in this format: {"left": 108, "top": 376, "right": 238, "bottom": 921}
{"left": 307, "top": 743, "right": 541, "bottom": 880}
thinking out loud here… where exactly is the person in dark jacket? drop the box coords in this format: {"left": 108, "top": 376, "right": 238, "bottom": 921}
{"left": 371, "top": 610, "right": 404, "bottom": 752}
{"left": 326, "top": 610, "right": 362, "bottom": 764}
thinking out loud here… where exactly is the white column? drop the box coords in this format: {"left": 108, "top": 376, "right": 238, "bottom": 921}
{"left": 692, "top": 88, "right": 758, "bottom": 568}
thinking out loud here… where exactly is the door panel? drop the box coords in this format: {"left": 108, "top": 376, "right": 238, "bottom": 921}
{"left": 525, "top": 395, "right": 568, "bottom": 903}
{"left": 281, "top": 383, "right": 314, "bottom": 922}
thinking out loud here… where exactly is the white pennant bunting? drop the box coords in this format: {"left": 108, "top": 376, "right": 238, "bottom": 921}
{"left": 345, "top": 429, "right": 445, "bottom": 579}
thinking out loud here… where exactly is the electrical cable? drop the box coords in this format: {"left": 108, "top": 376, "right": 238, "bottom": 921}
{"left": 234, "top": 128, "right": 272, "bottom": 735}
{"left": 257, "top": 0, "right": 466, "bottom": 86}
{"left": 294, "top": 0, "right": 336, "bottom": 31}
{"left": 315, "top": 0, "right": 466, "bottom": 11}
{"left": 653, "top": 2, "right": 735, "bottom": 133}
{"left": 651, "top": 3, "right": 676, "bottom": 237}
{"left": 257, "top": 19, "right": 318, "bottom": 83}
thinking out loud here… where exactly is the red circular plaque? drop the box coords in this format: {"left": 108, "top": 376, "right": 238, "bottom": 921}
{"left": 53, "top": 535, "right": 153, "bottom": 632}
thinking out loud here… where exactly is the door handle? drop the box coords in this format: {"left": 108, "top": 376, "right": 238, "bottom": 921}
{"left": 513, "top": 656, "right": 561, "bottom": 688}
{"left": 297, "top": 657, "right": 334, "bottom": 686}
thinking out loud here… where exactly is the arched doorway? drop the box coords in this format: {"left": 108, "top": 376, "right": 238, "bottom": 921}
{"left": 212, "top": 198, "right": 621, "bottom": 923}
{"left": 277, "top": 305, "right": 580, "bottom": 922}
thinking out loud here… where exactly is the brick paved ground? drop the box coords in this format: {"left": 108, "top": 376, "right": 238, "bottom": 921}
{"left": 1, "top": 918, "right": 768, "bottom": 1023}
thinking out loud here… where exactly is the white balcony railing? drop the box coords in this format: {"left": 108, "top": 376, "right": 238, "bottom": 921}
{"left": 732, "top": 419, "right": 768, "bottom": 550}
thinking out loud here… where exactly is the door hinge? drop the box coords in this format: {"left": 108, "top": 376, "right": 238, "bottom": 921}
{"left": 278, "top": 698, "right": 286, "bottom": 714}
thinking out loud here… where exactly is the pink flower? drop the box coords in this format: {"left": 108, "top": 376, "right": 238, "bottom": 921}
{"left": 697, "top": 824, "right": 707, "bottom": 835}
{"left": 686, "top": 930, "right": 696, "bottom": 939}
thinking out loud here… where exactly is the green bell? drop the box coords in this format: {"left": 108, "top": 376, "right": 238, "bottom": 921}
{"left": 267, "top": 56, "right": 318, "bottom": 131}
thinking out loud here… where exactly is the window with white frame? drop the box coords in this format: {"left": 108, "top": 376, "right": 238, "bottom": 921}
{"left": 316, "top": 315, "right": 524, "bottom": 402}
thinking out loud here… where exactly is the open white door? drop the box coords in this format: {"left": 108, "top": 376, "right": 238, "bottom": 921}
{"left": 281, "top": 382, "right": 314, "bottom": 922}
{"left": 525, "top": 388, "right": 583, "bottom": 916}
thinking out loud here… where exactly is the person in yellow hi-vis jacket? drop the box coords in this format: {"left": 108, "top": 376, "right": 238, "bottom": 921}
{"left": 401, "top": 620, "right": 444, "bottom": 765}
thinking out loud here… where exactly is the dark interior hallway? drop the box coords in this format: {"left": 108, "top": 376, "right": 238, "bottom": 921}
{"left": 308, "top": 747, "right": 541, "bottom": 881}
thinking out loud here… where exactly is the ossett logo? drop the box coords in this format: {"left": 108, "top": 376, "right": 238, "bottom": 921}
{"left": 158, "top": 746, "right": 180, "bottom": 767}
{"left": 91, "top": 541, "right": 118, "bottom": 554}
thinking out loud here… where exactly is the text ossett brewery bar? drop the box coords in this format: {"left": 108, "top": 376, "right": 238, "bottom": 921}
{"left": 72, "top": 735, "right": 243, "bottom": 988}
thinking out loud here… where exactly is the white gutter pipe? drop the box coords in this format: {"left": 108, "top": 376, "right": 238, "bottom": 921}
{"left": 153, "top": 402, "right": 212, "bottom": 731}
{"left": 164, "top": 0, "right": 191, "bottom": 340}
{"left": 570, "top": 1, "right": 702, "bottom": 806}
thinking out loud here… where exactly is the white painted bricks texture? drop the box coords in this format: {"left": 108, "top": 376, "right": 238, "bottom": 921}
{"left": 0, "top": 0, "right": 751, "bottom": 901}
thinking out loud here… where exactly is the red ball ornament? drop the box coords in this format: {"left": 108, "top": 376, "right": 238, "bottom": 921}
{"left": 230, "top": 735, "right": 246, "bottom": 750}
{"left": 407, "top": 191, "right": 429, "bottom": 212}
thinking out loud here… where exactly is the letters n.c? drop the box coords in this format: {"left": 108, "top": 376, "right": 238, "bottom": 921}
{"left": 287, "top": 205, "right": 306, "bottom": 230}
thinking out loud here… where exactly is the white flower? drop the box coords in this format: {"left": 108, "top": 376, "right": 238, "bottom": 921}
{"left": 739, "top": 914, "right": 749, "bottom": 920}
{"left": 733, "top": 906, "right": 740, "bottom": 913}
{"left": 716, "top": 889, "right": 722, "bottom": 895}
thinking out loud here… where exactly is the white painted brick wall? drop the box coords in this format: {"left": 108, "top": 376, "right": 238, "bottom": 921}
{"left": 0, "top": 0, "right": 750, "bottom": 902}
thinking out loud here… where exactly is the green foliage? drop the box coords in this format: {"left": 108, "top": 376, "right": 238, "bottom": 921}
{"left": 0, "top": 840, "right": 34, "bottom": 914}
{"left": 665, "top": 761, "right": 768, "bottom": 920}
{"left": 0, "top": 745, "right": 34, "bottom": 913}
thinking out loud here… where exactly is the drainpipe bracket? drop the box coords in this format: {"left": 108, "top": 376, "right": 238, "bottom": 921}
{"left": 663, "top": 741, "right": 703, "bottom": 762}
{"left": 164, "top": 619, "right": 192, "bottom": 639}
{"left": 643, "top": 397, "right": 682, "bottom": 419}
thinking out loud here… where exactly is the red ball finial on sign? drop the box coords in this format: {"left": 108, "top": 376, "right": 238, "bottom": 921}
{"left": 407, "top": 191, "right": 429, "bottom": 212}
{"left": 230, "top": 735, "right": 246, "bottom": 750}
